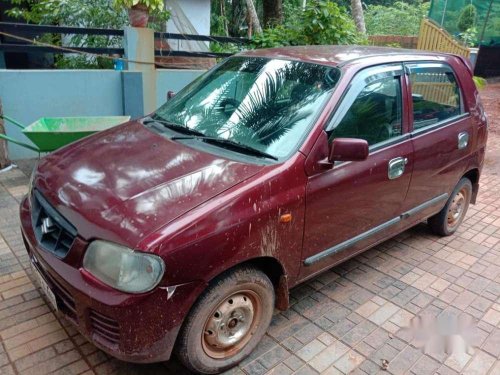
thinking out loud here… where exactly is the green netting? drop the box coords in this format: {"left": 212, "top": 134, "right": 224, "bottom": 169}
{"left": 429, "top": 0, "right": 500, "bottom": 44}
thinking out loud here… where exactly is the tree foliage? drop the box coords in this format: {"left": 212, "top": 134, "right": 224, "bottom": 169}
{"left": 364, "top": 1, "right": 430, "bottom": 36}
{"left": 457, "top": 4, "right": 477, "bottom": 32}
{"left": 7, "top": 0, "right": 129, "bottom": 68}
{"left": 112, "top": 0, "right": 165, "bottom": 12}
{"left": 7, "top": 0, "right": 128, "bottom": 27}
{"left": 6, "top": 0, "right": 169, "bottom": 68}
{"left": 252, "top": 0, "right": 363, "bottom": 48}
{"left": 335, "top": 0, "right": 424, "bottom": 6}
{"left": 5, "top": 0, "right": 431, "bottom": 69}
{"left": 458, "top": 26, "right": 477, "bottom": 47}
{"left": 211, "top": 1, "right": 430, "bottom": 41}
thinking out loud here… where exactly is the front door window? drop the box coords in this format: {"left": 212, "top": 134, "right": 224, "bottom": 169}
{"left": 327, "top": 65, "right": 403, "bottom": 147}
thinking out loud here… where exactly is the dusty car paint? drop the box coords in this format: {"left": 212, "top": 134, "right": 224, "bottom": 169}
{"left": 20, "top": 46, "right": 487, "bottom": 363}
{"left": 34, "top": 121, "right": 267, "bottom": 247}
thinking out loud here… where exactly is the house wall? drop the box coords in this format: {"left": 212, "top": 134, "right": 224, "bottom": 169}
{"left": 0, "top": 69, "right": 205, "bottom": 160}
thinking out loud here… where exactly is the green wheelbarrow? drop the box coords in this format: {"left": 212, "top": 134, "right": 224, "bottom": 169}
{"left": 0, "top": 114, "right": 131, "bottom": 153}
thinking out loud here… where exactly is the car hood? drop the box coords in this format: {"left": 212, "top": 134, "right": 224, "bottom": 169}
{"left": 35, "top": 121, "right": 265, "bottom": 247}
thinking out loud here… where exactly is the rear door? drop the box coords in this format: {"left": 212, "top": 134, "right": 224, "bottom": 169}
{"left": 401, "top": 62, "right": 473, "bottom": 217}
{"left": 300, "top": 64, "right": 413, "bottom": 278}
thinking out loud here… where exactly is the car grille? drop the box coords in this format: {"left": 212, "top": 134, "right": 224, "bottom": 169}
{"left": 31, "top": 190, "right": 77, "bottom": 258}
{"left": 89, "top": 310, "right": 121, "bottom": 345}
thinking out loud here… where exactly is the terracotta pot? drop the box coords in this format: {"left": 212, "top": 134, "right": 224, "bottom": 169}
{"left": 128, "top": 4, "right": 149, "bottom": 28}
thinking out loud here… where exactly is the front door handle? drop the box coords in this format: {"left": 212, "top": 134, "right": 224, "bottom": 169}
{"left": 458, "top": 131, "right": 469, "bottom": 150}
{"left": 388, "top": 157, "right": 407, "bottom": 180}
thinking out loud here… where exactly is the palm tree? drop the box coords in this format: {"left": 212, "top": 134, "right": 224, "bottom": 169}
{"left": 351, "top": 0, "right": 366, "bottom": 34}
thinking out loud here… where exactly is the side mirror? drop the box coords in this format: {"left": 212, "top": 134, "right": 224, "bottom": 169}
{"left": 167, "top": 90, "right": 176, "bottom": 100}
{"left": 329, "top": 138, "right": 369, "bottom": 162}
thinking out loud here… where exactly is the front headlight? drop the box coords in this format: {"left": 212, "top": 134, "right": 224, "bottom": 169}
{"left": 83, "top": 241, "right": 165, "bottom": 294}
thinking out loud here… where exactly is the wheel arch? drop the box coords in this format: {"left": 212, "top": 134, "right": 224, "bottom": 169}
{"left": 462, "top": 168, "right": 480, "bottom": 204}
{"left": 242, "top": 256, "right": 290, "bottom": 310}
{"left": 201, "top": 256, "right": 290, "bottom": 311}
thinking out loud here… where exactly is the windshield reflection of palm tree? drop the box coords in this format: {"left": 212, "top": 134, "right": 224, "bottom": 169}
{"left": 216, "top": 63, "right": 326, "bottom": 148}
{"left": 176, "top": 76, "right": 240, "bottom": 131}
{"left": 165, "top": 58, "right": 253, "bottom": 129}
{"left": 158, "top": 59, "right": 335, "bottom": 152}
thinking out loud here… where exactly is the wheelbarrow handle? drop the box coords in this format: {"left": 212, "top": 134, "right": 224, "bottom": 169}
{"left": 0, "top": 133, "right": 40, "bottom": 152}
{"left": 0, "top": 114, "right": 26, "bottom": 129}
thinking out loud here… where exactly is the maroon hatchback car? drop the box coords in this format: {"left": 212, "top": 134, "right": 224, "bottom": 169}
{"left": 20, "top": 46, "right": 487, "bottom": 373}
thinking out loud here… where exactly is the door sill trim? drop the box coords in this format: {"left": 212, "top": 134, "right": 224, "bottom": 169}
{"left": 303, "top": 193, "right": 449, "bottom": 266}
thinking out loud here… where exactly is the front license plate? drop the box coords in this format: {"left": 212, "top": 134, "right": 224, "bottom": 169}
{"left": 31, "top": 263, "right": 58, "bottom": 311}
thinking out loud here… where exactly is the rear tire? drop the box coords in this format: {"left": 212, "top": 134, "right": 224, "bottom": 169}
{"left": 428, "top": 178, "right": 472, "bottom": 236}
{"left": 176, "top": 267, "right": 274, "bottom": 374}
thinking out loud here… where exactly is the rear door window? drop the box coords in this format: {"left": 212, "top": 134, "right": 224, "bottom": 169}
{"left": 407, "top": 63, "right": 463, "bottom": 130}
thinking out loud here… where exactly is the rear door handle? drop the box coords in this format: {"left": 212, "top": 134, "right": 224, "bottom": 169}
{"left": 458, "top": 131, "right": 469, "bottom": 150}
{"left": 388, "top": 157, "right": 407, "bottom": 180}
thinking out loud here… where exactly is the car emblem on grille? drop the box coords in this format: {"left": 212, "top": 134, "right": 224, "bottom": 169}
{"left": 41, "top": 217, "right": 56, "bottom": 234}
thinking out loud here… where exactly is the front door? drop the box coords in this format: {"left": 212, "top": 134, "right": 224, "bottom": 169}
{"left": 300, "top": 64, "right": 413, "bottom": 279}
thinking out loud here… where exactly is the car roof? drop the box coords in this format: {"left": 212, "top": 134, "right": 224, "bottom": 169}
{"left": 237, "top": 45, "right": 453, "bottom": 67}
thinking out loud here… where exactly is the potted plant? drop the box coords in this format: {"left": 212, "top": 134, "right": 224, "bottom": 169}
{"left": 114, "top": 0, "right": 167, "bottom": 28}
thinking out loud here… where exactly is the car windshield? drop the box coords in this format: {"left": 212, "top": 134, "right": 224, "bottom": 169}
{"left": 153, "top": 57, "right": 340, "bottom": 159}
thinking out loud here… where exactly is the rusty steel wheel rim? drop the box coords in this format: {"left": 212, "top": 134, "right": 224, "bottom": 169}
{"left": 202, "top": 290, "right": 262, "bottom": 359}
{"left": 447, "top": 187, "right": 469, "bottom": 230}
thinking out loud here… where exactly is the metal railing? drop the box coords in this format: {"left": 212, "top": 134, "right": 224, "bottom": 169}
{"left": 0, "top": 22, "right": 125, "bottom": 56}
{"left": 154, "top": 31, "right": 250, "bottom": 59}
{"left": 0, "top": 22, "right": 250, "bottom": 62}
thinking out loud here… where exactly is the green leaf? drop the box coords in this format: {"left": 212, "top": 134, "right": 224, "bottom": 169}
{"left": 251, "top": 0, "right": 360, "bottom": 49}
{"left": 473, "top": 76, "right": 487, "bottom": 90}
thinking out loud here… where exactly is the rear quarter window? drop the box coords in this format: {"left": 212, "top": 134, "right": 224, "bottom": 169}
{"left": 407, "top": 63, "right": 463, "bottom": 130}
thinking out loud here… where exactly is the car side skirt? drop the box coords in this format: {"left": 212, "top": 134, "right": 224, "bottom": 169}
{"left": 304, "top": 193, "right": 449, "bottom": 266}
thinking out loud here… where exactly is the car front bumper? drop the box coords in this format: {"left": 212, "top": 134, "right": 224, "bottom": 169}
{"left": 20, "top": 196, "right": 204, "bottom": 363}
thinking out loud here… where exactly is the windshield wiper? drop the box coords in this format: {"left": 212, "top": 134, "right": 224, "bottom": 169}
{"left": 172, "top": 136, "right": 278, "bottom": 161}
{"left": 143, "top": 118, "right": 206, "bottom": 137}
{"left": 145, "top": 117, "right": 277, "bottom": 160}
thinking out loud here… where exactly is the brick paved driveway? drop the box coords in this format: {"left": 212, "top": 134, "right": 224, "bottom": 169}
{"left": 1, "top": 85, "right": 499, "bottom": 375}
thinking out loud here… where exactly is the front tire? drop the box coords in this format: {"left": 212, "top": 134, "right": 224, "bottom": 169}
{"left": 176, "top": 267, "right": 275, "bottom": 374}
{"left": 428, "top": 178, "right": 472, "bottom": 236}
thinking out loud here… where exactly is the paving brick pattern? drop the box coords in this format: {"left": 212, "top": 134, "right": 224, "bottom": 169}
{"left": 0, "top": 85, "right": 499, "bottom": 374}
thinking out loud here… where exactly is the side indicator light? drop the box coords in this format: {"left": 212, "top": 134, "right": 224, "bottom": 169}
{"left": 280, "top": 213, "right": 292, "bottom": 223}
